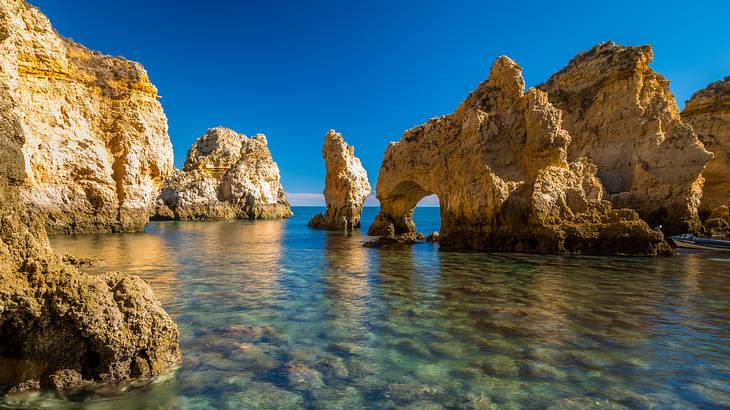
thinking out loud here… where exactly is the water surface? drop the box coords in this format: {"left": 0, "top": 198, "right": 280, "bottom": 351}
{"left": 6, "top": 207, "right": 730, "bottom": 409}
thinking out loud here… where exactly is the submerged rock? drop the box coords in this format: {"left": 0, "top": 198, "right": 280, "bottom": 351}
{"left": 284, "top": 361, "right": 325, "bottom": 392}
{"left": 154, "top": 127, "right": 292, "bottom": 220}
{"left": 368, "top": 56, "right": 672, "bottom": 255}
{"left": 1, "top": 0, "right": 174, "bottom": 234}
{"left": 538, "top": 42, "right": 712, "bottom": 234}
{"left": 0, "top": 23, "right": 180, "bottom": 391}
{"left": 308, "top": 130, "right": 371, "bottom": 230}
{"left": 682, "top": 76, "right": 730, "bottom": 235}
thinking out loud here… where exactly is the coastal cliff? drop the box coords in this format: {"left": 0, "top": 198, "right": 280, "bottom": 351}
{"left": 0, "top": 61, "right": 180, "bottom": 391}
{"left": 538, "top": 42, "right": 711, "bottom": 234}
{"left": 682, "top": 76, "right": 730, "bottom": 235}
{"left": 368, "top": 56, "right": 671, "bottom": 255}
{"left": 0, "top": 0, "right": 174, "bottom": 234}
{"left": 154, "top": 127, "right": 292, "bottom": 221}
{"left": 308, "top": 130, "right": 371, "bottom": 231}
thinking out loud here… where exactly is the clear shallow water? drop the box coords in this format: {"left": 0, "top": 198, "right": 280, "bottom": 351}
{"left": 7, "top": 207, "right": 730, "bottom": 409}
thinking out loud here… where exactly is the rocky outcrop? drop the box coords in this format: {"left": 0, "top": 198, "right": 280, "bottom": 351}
{"left": 538, "top": 42, "right": 712, "bottom": 234}
{"left": 682, "top": 76, "right": 730, "bottom": 234}
{"left": 0, "top": 63, "right": 180, "bottom": 391}
{"left": 368, "top": 56, "right": 671, "bottom": 255}
{"left": 154, "top": 127, "right": 292, "bottom": 221}
{"left": 0, "top": 0, "right": 174, "bottom": 234}
{"left": 308, "top": 130, "right": 371, "bottom": 230}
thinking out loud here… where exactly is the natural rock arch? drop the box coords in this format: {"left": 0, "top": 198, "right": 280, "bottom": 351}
{"left": 368, "top": 56, "right": 670, "bottom": 255}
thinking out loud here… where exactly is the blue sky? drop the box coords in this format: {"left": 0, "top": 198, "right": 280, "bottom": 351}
{"left": 32, "top": 0, "right": 730, "bottom": 206}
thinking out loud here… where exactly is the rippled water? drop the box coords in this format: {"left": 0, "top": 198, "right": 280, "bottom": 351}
{"left": 6, "top": 207, "right": 730, "bottom": 409}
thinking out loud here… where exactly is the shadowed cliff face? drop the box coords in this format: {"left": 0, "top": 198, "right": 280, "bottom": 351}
{"left": 538, "top": 42, "right": 712, "bottom": 235}
{"left": 308, "top": 130, "right": 371, "bottom": 231}
{"left": 154, "top": 127, "right": 293, "bottom": 221}
{"left": 682, "top": 76, "right": 730, "bottom": 235}
{"left": 0, "top": 0, "right": 173, "bottom": 234}
{"left": 368, "top": 56, "right": 671, "bottom": 256}
{"left": 0, "top": 0, "right": 180, "bottom": 393}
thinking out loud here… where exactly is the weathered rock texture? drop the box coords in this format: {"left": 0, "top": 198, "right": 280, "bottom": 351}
{"left": 368, "top": 56, "right": 671, "bottom": 255}
{"left": 538, "top": 42, "right": 712, "bottom": 234}
{"left": 154, "top": 127, "right": 292, "bottom": 221}
{"left": 0, "top": 0, "right": 174, "bottom": 234}
{"left": 308, "top": 130, "right": 371, "bottom": 230}
{"left": 682, "top": 76, "right": 730, "bottom": 234}
{"left": 0, "top": 52, "right": 180, "bottom": 391}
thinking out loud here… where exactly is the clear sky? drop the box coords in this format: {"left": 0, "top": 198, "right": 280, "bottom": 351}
{"left": 31, "top": 0, "right": 730, "bottom": 205}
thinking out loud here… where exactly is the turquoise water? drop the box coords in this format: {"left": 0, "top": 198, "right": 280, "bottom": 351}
{"left": 6, "top": 207, "right": 730, "bottom": 409}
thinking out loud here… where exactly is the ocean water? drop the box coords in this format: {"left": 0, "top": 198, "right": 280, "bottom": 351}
{"left": 6, "top": 206, "right": 730, "bottom": 409}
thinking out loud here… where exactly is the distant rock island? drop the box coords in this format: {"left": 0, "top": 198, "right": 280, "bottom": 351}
{"left": 308, "top": 130, "right": 371, "bottom": 231}
{"left": 154, "top": 127, "right": 292, "bottom": 221}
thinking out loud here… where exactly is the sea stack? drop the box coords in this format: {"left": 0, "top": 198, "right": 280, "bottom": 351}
{"left": 0, "top": 0, "right": 174, "bottom": 234}
{"left": 682, "top": 76, "right": 730, "bottom": 235}
{"left": 308, "top": 130, "right": 371, "bottom": 231}
{"left": 368, "top": 56, "right": 671, "bottom": 255}
{"left": 0, "top": 2, "right": 180, "bottom": 390}
{"left": 154, "top": 127, "right": 293, "bottom": 220}
{"left": 538, "top": 42, "right": 712, "bottom": 234}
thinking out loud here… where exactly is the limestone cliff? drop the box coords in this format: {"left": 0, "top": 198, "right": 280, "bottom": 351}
{"left": 0, "top": 0, "right": 174, "bottom": 234}
{"left": 154, "top": 127, "right": 292, "bottom": 220}
{"left": 682, "top": 76, "right": 730, "bottom": 234}
{"left": 0, "top": 61, "right": 180, "bottom": 391}
{"left": 368, "top": 56, "right": 671, "bottom": 255}
{"left": 538, "top": 42, "right": 711, "bottom": 234}
{"left": 308, "top": 130, "right": 371, "bottom": 230}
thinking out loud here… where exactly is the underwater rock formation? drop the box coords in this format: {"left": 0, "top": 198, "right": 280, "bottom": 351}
{"left": 308, "top": 130, "right": 371, "bottom": 230}
{"left": 0, "top": 69, "right": 180, "bottom": 392}
{"left": 154, "top": 127, "right": 292, "bottom": 220}
{"left": 0, "top": 0, "right": 174, "bottom": 234}
{"left": 682, "top": 76, "right": 730, "bottom": 234}
{"left": 538, "top": 42, "right": 712, "bottom": 234}
{"left": 368, "top": 56, "right": 671, "bottom": 255}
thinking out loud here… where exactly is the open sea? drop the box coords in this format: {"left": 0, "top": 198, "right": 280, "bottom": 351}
{"left": 6, "top": 206, "right": 730, "bottom": 409}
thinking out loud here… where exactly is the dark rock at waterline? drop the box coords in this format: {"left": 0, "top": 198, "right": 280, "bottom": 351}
{"left": 363, "top": 231, "right": 426, "bottom": 248}
{"left": 62, "top": 254, "right": 99, "bottom": 267}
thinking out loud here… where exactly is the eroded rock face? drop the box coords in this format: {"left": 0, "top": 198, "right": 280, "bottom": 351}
{"left": 0, "top": 70, "right": 180, "bottom": 392}
{"left": 154, "top": 127, "right": 292, "bottom": 220}
{"left": 368, "top": 56, "right": 671, "bottom": 255}
{"left": 682, "top": 76, "right": 730, "bottom": 234}
{"left": 0, "top": 0, "right": 174, "bottom": 234}
{"left": 538, "top": 42, "right": 712, "bottom": 234}
{"left": 308, "top": 130, "right": 371, "bottom": 230}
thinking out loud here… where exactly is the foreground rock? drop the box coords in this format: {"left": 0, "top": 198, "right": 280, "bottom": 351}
{"left": 308, "top": 130, "right": 371, "bottom": 230}
{"left": 368, "top": 56, "right": 671, "bottom": 255}
{"left": 0, "top": 0, "right": 180, "bottom": 392}
{"left": 682, "top": 76, "right": 730, "bottom": 235}
{"left": 1, "top": 0, "right": 174, "bottom": 234}
{"left": 538, "top": 42, "right": 712, "bottom": 234}
{"left": 154, "top": 127, "right": 292, "bottom": 220}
